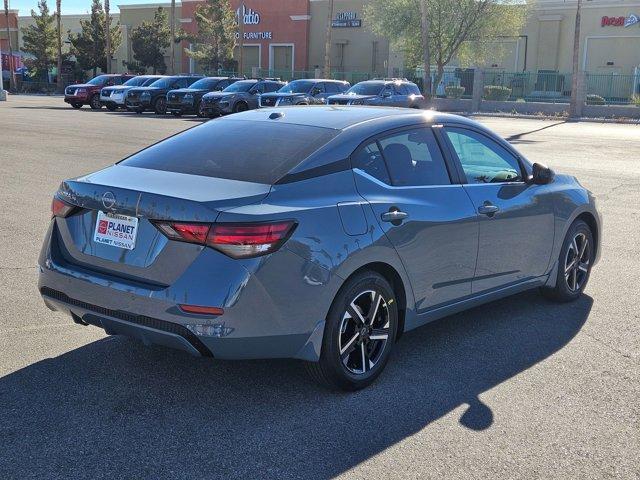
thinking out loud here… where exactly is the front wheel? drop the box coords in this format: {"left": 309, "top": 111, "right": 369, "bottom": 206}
{"left": 307, "top": 271, "right": 398, "bottom": 391}
{"left": 541, "top": 219, "right": 594, "bottom": 302}
{"left": 154, "top": 97, "right": 167, "bottom": 114}
{"left": 233, "top": 101, "right": 248, "bottom": 113}
{"left": 89, "top": 95, "right": 102, "bottom": 110}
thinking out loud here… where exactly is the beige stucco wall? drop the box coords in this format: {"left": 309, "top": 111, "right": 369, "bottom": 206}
{"left": 481, "top": 0, "right": 640, "bottom": 74}
{"left": 18, "top": 13, "right": 109, "bottom": 53}
{"left": 115, "top": 3, "right": 183, "bottom": 74}
{"left": 308, "top": 0, "right": 390, "bottom": 74}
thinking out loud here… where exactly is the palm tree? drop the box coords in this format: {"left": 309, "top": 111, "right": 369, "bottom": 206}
{"left": 170, "top": 0, "right": 175, "bottom": 74}
{"left": 420, "top": 0, "right": 431, "bottom": 96}
{"left": 105, "top": 0, "right": 110, "bottom": 73}
{"left": 3, "top": 0, "right": 16, "bottom": 91}
{"left": 569, "top": 0, "right": 583, "bottom": 117}
{"left": 56, "top": 0, "right": 63, "bottom": 93}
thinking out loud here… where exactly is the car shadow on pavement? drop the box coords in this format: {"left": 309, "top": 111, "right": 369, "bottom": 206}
{"left": 0, "top": 291, "right": 592, "bottom": 479}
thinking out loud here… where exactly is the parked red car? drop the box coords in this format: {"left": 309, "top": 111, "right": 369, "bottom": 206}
{"left": 64, "top": 74, "right": 135, "bottom": 109}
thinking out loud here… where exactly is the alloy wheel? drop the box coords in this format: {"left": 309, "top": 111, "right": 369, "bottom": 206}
{"left": 338, "top": 290, "right": 390, "bottom": 375}
{"left": 564, "top": 232, "right": 590, "bottom": 292}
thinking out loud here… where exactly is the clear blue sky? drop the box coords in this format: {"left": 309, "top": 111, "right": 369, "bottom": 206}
{"left": 11, "top": 0, "right": 151, "bottom": 15}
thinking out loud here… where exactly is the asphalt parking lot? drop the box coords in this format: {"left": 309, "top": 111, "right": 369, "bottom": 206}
{"left": 0, "top": 95, "right": 638, "bottom": 479}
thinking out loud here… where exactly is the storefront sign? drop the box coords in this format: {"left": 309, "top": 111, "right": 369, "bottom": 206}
{"left": 237, "top": 5, "right": 260, "bottom": 25}
{"left": 332, "top": 11, "right": 362, "bottom": 28}
{"left": 601, "top": 14, "right": 639, "bottom": 27}
{"left": 235, "top": 6, "right": 272, "bottom": 39}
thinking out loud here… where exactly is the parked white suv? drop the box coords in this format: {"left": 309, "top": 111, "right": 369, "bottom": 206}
{"left": 100, "top": 75, "right": 164, "bottom": 111}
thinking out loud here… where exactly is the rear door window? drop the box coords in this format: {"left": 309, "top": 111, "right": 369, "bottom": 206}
{"left": 378, "top": 128, "right": 451, "bottom": 186}
{"left": 325, "top": 83, "right": 340, "bottom": 94}
{"left": 119, "top": 120, "right": 338, "bottom": 184}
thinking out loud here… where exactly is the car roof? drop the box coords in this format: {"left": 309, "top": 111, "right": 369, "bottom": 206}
{"left": 291, "top": 78, "right": 348, "bottom": 84}
{"left": 225, "top": 105, "right": 477, "bottom": 131}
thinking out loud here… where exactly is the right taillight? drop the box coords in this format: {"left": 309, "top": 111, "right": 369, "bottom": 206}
{"left": 152, "top": 220, "right": 296, "bottom": 259}
{"left": 51, "top": 197, "right": 76, "bottom": 218}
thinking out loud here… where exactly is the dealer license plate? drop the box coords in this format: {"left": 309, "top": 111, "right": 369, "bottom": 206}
{"left": 93, "top": 211, "right": 139, "bottom": 250}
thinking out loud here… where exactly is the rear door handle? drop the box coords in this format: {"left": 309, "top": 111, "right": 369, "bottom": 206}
{"left": 381, "top": 209, "right": 408, "bottom": 223}
{"left": 477, "top": 204, "right": 500, "bottom": 216}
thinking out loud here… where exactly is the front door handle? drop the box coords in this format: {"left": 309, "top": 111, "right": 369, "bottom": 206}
{"left": 478, "top": 204, "right": 500, "bottom": 216}
{"left": 381, "top": 209, "right": 408, "bottom": 224}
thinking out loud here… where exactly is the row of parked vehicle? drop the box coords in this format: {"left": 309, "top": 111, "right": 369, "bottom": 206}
{"left": 63, "top": 73, "right": 426, "bottom": 117}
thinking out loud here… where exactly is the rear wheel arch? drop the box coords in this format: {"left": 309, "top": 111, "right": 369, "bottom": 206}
{"left": 337, "top": 262, "right": 408, "bottom": 340}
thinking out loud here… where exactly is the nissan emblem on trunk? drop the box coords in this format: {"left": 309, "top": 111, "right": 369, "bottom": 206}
{"left": 102, "top": 191, "right": 116, "bottom": 210}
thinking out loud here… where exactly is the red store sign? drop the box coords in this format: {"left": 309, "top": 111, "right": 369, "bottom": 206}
{"left": 601, "top": 14, "right": 639, "bottom": 27}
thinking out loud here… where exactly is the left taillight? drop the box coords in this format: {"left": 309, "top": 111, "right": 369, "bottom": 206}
{"left": 51, "top": 197, "right": 76, "bottom": 218}
{"left": 152, "top": 220, "right": 296, "bottom": 259}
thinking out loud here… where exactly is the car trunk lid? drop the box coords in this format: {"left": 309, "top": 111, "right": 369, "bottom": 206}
{"left": 53, "top": 165, "right": 271, "bottom": 285}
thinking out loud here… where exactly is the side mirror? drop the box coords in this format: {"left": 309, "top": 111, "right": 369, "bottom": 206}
{"left": 530, "top": 162, "right": 554, "bottom": 185}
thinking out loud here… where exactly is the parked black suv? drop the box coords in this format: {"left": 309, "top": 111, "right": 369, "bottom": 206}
{"left": 259, "top": 79, "right": 349, "bottom": 107}
{"left": 166, "top": 76, "right": 243, "bottom": 116}
{"left": 125, "top": 75, "right": 203, "bottom": 114}
{"left": 200, "top": 78, "right": 286, "bottom": 117}
{"left": 327, "top": 79, "right": 424, "bottom": 108}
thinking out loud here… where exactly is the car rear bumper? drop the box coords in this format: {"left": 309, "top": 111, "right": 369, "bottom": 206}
{"left": 38, "top": 221, "right": 339, "bottom": 361}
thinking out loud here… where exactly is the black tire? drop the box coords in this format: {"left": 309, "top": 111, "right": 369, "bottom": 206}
{"left": 172, "top": 111, "right": 181, "bottom": 117}
{"left": 541, "top": 219, "right": 594, "bottom": 302}
{"left": 196, "top": 101, "right": 205, "bottom": 118}
{"left": 71, "top": 103, "right": 82, "bottom": 109}
{"left": 233, "top": 101, "right": 249, "bottom": 113}
{"left": 307, "top": 271, "right": 398, "bottom": 391}
{"left": 106, "top": 104, "right": 117, "bottom": 111}
{"left": 89, "top": 94, "right": 102, "bottom": 110}
{"left": 154, "top": 97, "right": 167, "bottom": 115}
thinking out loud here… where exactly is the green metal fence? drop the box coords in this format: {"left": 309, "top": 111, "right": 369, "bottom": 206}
{"left": 585, "top": 73, "right": 640, "bottom": 105}
{"left": 480, "top": 71, "right": 572, "bottom": 103}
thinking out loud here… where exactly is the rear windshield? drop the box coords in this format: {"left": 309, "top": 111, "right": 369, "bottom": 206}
{"left": 119, "top": 120, "right": 338, "bottom": 184}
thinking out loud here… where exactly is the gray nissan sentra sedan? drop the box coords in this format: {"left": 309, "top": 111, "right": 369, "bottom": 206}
{"left": 39, "top": 106, "right": 601, "bottom": 390}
